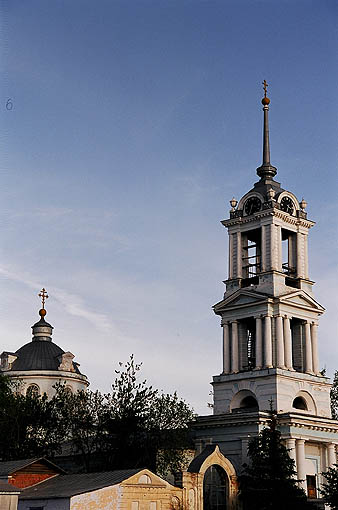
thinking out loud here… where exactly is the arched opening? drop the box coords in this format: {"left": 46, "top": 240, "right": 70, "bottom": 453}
{"left": 240, "top": 396, "right": 258, "bottom": 409}
{"left": 203, "top": 465, "right": 228, "bottom": 510}
{"left": 26, "top": 384, "right": 40, "bottom": 397}
{"left": 293, "top": 396, "right": 307, "bottom": 410}
{"left": 230, "top": 389, "right": 259, "bottom": 413}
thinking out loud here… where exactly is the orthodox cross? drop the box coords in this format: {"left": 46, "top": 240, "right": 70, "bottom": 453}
{"left": 262, "top": 79, "right": 268, "bottom": 98}
{"left": 39, "top": 288, "right": 49, "bottom": 309}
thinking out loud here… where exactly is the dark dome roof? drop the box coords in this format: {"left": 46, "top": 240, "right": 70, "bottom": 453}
{"left": 11, "top": 341, "right": 81, "bottom": 374}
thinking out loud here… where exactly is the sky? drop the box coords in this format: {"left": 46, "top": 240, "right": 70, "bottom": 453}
{"left": 0, "top": 0, "right": 337, "bottom": 415}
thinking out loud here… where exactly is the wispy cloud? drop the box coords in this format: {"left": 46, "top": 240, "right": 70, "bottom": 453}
{"left": 0, "top": 265, "right": 113, "bottom": 333}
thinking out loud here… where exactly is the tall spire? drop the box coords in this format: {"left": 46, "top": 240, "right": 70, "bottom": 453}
{"left": 256, "top": 80, "right": 277, "bottom": 180}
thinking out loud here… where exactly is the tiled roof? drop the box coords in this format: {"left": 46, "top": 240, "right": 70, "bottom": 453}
{"left": 20, "top": 470, "right": 141, "bottom": 499}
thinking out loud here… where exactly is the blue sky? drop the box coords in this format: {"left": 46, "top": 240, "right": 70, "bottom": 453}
{"left": 1, "top": 0, "right": 337, "bottom": 414}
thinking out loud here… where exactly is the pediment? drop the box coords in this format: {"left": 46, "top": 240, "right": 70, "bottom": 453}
{"left": 214, "top": 289, "right": 269, "bottom": 312}
{"left": 123, "top": 468, "right": 173, "bottom": 488}
{"left": 279, "top": 290, "right": 325, "bottom": 312}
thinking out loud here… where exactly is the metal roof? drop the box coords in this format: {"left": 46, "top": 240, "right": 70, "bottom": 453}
{"left": 0, "top": 480, "right": 21, "bottom": 493}
{"left": 20, "top": 470, "right": 141, "bottom": 499}
{"left": 0, "top": 457, "right": 66, "bottom": 476}
{"left": 10, "top": 341, "right": 81, "bottom": 373}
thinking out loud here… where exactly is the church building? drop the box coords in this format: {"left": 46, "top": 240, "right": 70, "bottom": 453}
{"left": 0, "top": 288, "right": 89, "bottom": 397}
{"left": 193, "top": 82, "right": 338, "bottom": 502}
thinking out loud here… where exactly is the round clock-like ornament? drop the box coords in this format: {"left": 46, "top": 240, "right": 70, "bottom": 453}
{"left": 244, "top": 196, "right": 262, "bottom": 215}
{"left": 280, "top": 196, "right": 294, "bottom": 215}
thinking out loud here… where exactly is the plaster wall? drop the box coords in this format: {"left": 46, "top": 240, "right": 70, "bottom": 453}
{"left": 71, "top": 485, "right": 119, "bottom": 510}
{"left": 0, "top": 494, "right": 19, "bottom": 510}
{"left": 7, "top": 370, "right": 88, "bottom": 397}
{"left": 213, "top": 369, "right": 331, "bottom": 417}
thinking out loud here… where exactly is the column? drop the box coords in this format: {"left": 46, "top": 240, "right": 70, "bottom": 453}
{"left": 327, "top": 443, "right": 337, "bottom": 468}
{"left": 236, "top": 231, "right": 242, "bottom": 278}
{"left": 286, "top": 438, "right": 297, "bottom": 478}
{"left": 304, "top": 321, "right": 313, "bottom": 374}
{"left": 231, "top": 321, "right": 239, "bottom": 373}
{"left": 264, "top": 315, "right": 273, "bottom": 368}
{"left": 261, "top": 225, "right": 266, "bottom": 271}
{"left": 283, "top": 316, "right": 293, "bottom": 370}
{"left": 311, "top": 322, "right": 319, "bottom": 375}
{"left": 297, "top": 233, "right": 304, "bottom": 279}
{"left": 255, "top": 316, "right": 263, "bottom": 369}
{"left": 296, "top": 439, "right": 307, "bottom": 491}
{"left": 275, "top": 315, "right": 285, "bottom": 368}
{"left": 222, "top": 322, "right": 230, "bottom": 374}
{"left": 304, "top": 234, "right": 309, "bottom": 279}
{"left": 276, "top": 225, "right": 282, "bottom": 271}
{"left": 270, "top": 224, "right": 277, "bottom": 270}
{"left": 228, "top": 234, "right": 233, "bottom": 279}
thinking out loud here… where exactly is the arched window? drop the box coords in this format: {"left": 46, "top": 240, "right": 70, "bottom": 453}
{"left": 26, "top": 384, "right": 40, "bottom": 397}
{"left": 138, "top": 474, "right": 151, "bottom": 484}
{"left": 293, "top": 396, "right": 307, "bottom": 410}
{"left": 240, "top": 396, "right": 258, "bottom": 409}
{"left": 203, "top": 465, "right": 228, "bottom": 510}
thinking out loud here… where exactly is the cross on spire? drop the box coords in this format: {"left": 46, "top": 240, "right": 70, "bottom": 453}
{"left": 39, "top": 288, "right": 49, "bottom": 309}
{"left": 262, "top": 79, "right": 268, "bottom": 98}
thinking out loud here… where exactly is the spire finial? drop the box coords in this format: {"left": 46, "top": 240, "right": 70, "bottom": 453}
{"left": 261, "top": 80, "right": 270, "bottom": 106}
{"left": 256, "top": 80, "right": 277, "bottom": 179}
{"left": 38, "top": 288, "right": 48, "bottom": 318}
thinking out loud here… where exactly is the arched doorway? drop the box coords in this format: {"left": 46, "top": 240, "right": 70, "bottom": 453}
{"left": 203, "top": 464, "right": 228, "bottom": 510}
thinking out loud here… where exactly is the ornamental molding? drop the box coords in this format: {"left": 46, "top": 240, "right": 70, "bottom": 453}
{"left": 222, "top": 208, "right": 315, "bottom": 229}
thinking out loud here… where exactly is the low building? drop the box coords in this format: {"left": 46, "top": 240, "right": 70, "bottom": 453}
{"left": 0, "top": 481, "right": 21, "bottom": 510}
{"left": 0, "top": 457, "right": 65, "bottom": 489}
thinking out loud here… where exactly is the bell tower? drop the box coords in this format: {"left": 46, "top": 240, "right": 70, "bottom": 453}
{"left": 212, "top": 82, "right": 330, "bottom": 417}
{"left": 193, "top": 82, "right": 337, "bottom": 501}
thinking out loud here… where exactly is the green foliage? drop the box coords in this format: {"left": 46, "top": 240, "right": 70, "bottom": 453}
{"left": 0, "top": 375, "right": 64, "bottom": 460}
{"left": 330, "top": 370, "right": 338, "bottom": 419}
{"left": 239, "top": 414, "right": 311, "bottom": 510}
{"left": 320, "top": 464, "right": 338, "bottom": 509}
{"left": 0, "top": 356, "right": 194, "bottom": 476}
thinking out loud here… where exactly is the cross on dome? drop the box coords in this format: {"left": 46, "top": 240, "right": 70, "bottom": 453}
{"left": 38, "top": 288, "right": 49, "bottom": 309}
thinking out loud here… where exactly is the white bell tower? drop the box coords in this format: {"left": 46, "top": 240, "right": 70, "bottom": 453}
{"left": 193, "top": 84, "right": 338, "bottom": 499}
{"left": 212, "top": 81, "right": 329, "bottom": 417}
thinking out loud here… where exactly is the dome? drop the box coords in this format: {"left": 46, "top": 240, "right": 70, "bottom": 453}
{"left": 11, "top": 341, "right": 82, "bottom": 374}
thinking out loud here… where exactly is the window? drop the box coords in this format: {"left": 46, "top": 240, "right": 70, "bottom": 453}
{"left": 138, "top": 474, "right": 151, "bottom": 484}
{"left": 203, "top": 465, "right": 228, "bottom": 510}
{"left": 240, "top": 396, "right": 258, "bottom": 410}
{"left": 282, "top": 229, "right": 296, "bottom": 277}
{"left": 306, "top": 475, "right": 317, "bottom": 498}
{"left": 26, "top": 384, "right": 40, "bottom": 397}
{"left": 291, "top": 318, "right": 304, "bottom": 372}
{"left": 246, "top": 321, "right": 256, "bottom": 370}
{"left": 293, "top": 397, "right": 307, "bottom": 410}
{"left": 242, "top": 229, "right": 261, "bottom": 286}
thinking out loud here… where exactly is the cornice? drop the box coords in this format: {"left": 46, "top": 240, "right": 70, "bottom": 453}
{"left": 222, "top": 208, "right": 315, "bottom": 229}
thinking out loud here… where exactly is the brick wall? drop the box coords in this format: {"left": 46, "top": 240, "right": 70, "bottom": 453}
{"left": 9, "top": 473, "right": 56, "bottom": 489}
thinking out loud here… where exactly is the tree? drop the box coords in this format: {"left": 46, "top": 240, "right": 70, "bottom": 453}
{"left": 330, "top": 370, "right": 338, "bottom": 419}
{"left": 320, "top": 464, "right": 338, "bottom": 509}
{"left": 238, "top": 413, "right": 311, "bottom": 510}
{"left": 0, "top": 357, "right": 194, "bottom": 475}
{"left": 0, "top": 375, "right": 63, "bottom": 460}
{"left": 104, "top": 355, "right": 195, "bottom": 475}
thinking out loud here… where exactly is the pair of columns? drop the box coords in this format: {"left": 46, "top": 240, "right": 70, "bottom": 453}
{"left": 222, "top": 317, "right": 319, "bottom": 374}
{"left": 286, "top": 438, "right": 336, "bottom": 490}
